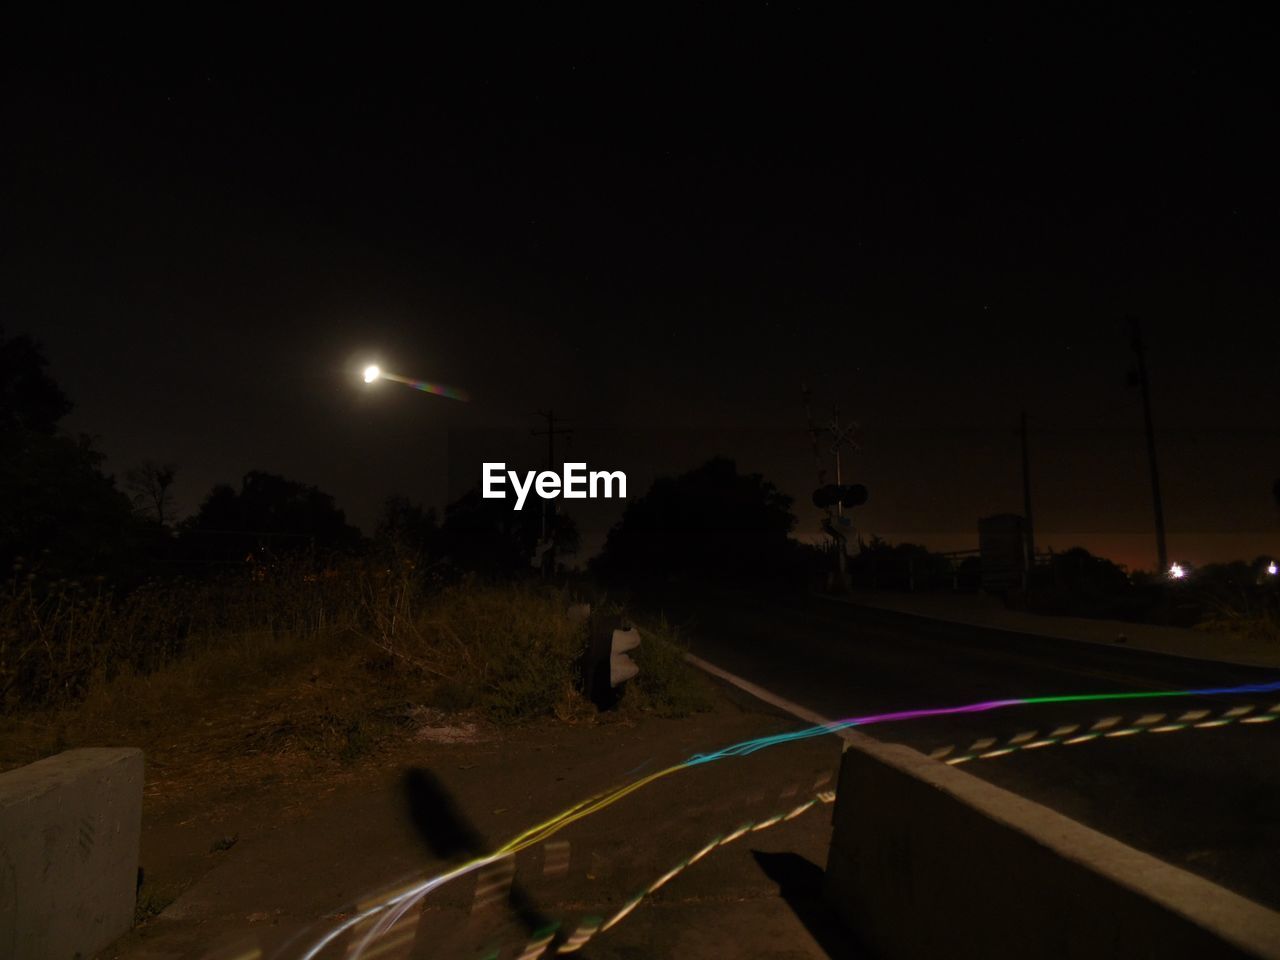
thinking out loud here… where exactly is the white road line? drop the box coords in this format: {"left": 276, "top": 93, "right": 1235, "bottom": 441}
{"left": 683, "top": 653, "right": 839, "bottom": 731}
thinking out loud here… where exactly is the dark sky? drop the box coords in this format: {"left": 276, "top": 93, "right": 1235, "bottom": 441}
{"left": 4, "top": 10, "right": 1277, "bottom": 571}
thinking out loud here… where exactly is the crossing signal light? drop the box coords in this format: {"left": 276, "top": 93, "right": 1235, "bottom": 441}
{"left": 841, "top": 484, "right": 869, "bottom": 508}
{"left": 813, "top": 483, "right": 868, "bottom": 510}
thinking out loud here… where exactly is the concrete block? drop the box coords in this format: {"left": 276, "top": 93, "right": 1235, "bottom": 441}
{"left": 0, "top": 748, "right": 143, "bottom": 959}
{"left": 824, "top": 731, "right": 1280, "bottom": 959}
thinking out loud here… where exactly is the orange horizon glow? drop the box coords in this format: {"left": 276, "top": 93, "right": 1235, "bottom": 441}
{"left": 796, "top": 530, "right": 1278, "bottom": 574}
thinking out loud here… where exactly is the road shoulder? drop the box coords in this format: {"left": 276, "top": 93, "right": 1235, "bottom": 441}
{"left": 826, "top": 588, "right": 1280, "bottom": 669}
{"left": 103, "top": 680, "right": 856, "bottom": 959}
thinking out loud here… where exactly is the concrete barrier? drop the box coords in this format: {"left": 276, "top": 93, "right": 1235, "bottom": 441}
{"left": 0, "top": 748, "right": 143, "bottom": 960}
{"left": 824, "top": 731, "right": 1280, "bottom": 959}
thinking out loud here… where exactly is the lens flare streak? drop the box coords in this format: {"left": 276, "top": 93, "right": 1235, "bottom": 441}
{"left": 381, "top": 372, "right": 470, "bottom": 402}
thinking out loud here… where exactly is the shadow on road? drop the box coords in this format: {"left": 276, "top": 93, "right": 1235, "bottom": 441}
{"left": 403, "top": 767, "right": 557, "bottom": 941}
{"left": 751, "top": 850, "right": 865, "bottom": 959}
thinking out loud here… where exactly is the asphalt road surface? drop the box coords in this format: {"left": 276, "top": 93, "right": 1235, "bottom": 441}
{"left": 659, "top": 589, "right": 1280, "bottom": 910}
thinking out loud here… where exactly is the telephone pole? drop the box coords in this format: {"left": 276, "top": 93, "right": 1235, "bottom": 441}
{"left": 532, "top": 410, "right": 572, "bottom": 472}
{"left": 532, "top": 410, "right": 573, "bottom": 571}
{"left": 1129, "top": 319, "right": 1168, "bottom": 574}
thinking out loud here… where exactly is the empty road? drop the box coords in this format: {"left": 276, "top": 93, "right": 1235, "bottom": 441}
{"left": 661, "top": 590, "right": 1280, "bottom": 909}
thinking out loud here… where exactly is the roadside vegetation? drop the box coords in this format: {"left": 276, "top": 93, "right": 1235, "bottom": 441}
{"left": 0, "top": 557, "right": 709, "bottom": 777}
{"left": 841, "top": 536, "right": 1279, "bottom": 644}
{"left": 1188, "top": 559, "right": 1280, "bottom": 645}
{"left": 622, "top": 613, "right": 713, "bottom": 717}
{"left": 0, "top": 330, "right": 718, "bottom": 790}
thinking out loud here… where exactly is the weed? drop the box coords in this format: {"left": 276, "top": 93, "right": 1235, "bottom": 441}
{"left": 133, "top": 881, "right": 182, "bottom": 925}
{"left": 0, "top": 565, "right": 711, "bottom": 777}
{"left": 622, "top": 616, "right": 713, "bottom": 718}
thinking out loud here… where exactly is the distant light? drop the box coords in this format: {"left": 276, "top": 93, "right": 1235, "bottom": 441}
{"left": 1168, "top": 562, "right": 1187, "bottom": 580}
{"left": 363, "top": 364, "right": 381, "bottom": 383}
{"left": 1268, "top": 562, "right": 1278, "bottom": 576}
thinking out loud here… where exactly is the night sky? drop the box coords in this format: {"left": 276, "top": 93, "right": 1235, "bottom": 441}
{"left": 4, "top": 10, "right": 1277, "bottom": 571}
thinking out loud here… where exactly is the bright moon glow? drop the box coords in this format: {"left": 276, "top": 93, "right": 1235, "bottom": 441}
{"left": 363, "top": 364, "right": 381, "bottom": 383}
{"left": 1169, "top": 562, "right": 1187, "bottom": 580}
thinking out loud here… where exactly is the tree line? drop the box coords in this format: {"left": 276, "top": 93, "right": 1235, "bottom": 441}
{"left": 6, "top": 328, "right": 1276, "bottom": 604}
{"left": 4, "top": 329, "right": 798, "bottom": 586}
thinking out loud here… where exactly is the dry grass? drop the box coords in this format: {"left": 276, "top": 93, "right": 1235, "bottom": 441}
{"left": 0, "top": 563, "right": 707, "bottom": 808}
{"left": 0, "top": 561, "right": 711, "bottom": 939}
{"left": 1196, "top": 611, "right": 1280, "bottom": 646}
{"left": 1191, "top": 568, "right": 1280, "bottom": 647}
{"left": 622, "top": 613, "right": 714, "bottom": 718}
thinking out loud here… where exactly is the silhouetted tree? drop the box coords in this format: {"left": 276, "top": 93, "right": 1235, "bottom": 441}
{"left": 1051, "top": 547, "right": 1131, "bottom": 597}
{"left": 374, "top": 495, "right": 440, "bottom": 557}
{"left": 591, "top": 457, "right": 797, "bottom": 583}
{"left": 125, "top": 461, "right": 177, "bottom": 526}
{"left": 437, "top": 488, "right": 542, "bottom": 579}
{"left": 0, "top": 330, "right": 138, "bottom": 578}
{"left": 182, "top": 471, "right": 361, "bottom": 562}
{"left": 0, "top": 329, "right": 72, "bottom": 435}
{"left": 849, "top": 537, "right": 953, "bottom": 591}
{"left": 0, "top": 433, "right": 139, "bottom": 578}
{"left": 1027, "top": 546, "right": 1143, "bottom": 619}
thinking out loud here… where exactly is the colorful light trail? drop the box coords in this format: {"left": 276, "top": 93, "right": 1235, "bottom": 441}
{"left": 299, "top": 678, "right": 1280, "bottom": 960}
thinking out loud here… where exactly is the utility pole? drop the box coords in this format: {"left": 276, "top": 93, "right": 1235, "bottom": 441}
{"left": 532, "top": 410, "right": 573, "bottom": 571}
{"left": 1129, "top": 319, "right": 1168, "bottom": 574}
{"left": 533, "top": 409, "right": 573, "bottom": 473}
{"left": 1019, "top": 410, "right": 1035, "bottom": 585}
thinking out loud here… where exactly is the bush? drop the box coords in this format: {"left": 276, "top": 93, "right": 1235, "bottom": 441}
{"left": 402, "top": 583, "right": 586, "bottom": 722}
{"left": 1029, "top": 547, "right": 1144, "bottom": 620}
{"left": 1189, "top": 558, "right": 1280, "bottom": 644}
{"left": 848, "top": 537, "right": 954, "bottom": 591}
{"left": 623, "top": 616, "right": 713, "bottom": 718}
{"left": 0, "top": 558, "right": 710, "bottom": 725}
{"left": 0, "top": 554, "right": 366, "bottom": 712}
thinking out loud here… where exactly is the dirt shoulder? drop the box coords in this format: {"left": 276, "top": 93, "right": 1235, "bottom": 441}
{"left": 834, "top": 588, "right": 1280, "bottom": 669}
{"left": 95, "top": 675, "right": 854, "bottom": 960}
